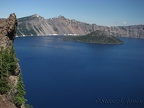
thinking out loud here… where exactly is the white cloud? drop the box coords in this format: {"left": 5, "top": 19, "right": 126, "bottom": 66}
{"left": 123, "top": 21, "right": 127, "bottom": 25}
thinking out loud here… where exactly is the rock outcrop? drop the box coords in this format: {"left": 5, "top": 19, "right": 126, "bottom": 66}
{"left": 16, "top": 14, "right": 144, "bottom": 38}
{"left": 0, "top": 14, "right": 25, "bottom": 108}
{"left": 0, "top": 14, "right": 17, "bottom": 49}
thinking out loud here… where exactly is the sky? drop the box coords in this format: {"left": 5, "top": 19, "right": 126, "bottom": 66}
{"left": 0, "top": 0, "right": 144, "bottom": 26}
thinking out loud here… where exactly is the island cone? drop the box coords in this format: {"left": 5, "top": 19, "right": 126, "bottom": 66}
{"left": 64, "top": 30, "right": 123, "bottom": 44}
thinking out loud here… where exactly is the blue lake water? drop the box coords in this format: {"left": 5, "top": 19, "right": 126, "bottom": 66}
{"left": 14, "top": 36, "right": 144, "bottom": 108}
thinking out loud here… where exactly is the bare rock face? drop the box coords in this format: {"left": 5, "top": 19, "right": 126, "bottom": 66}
{"left": 0, "top": 95, "right": 16, "bottom": 108}
{"left": 0, "top": 14, "right": 17, "bottom": 49}
{"left": 17, "top": 14, "right": 144, "bottom": 38}
{"left": 0, "top": 14, "right": 24, "bottom": 108}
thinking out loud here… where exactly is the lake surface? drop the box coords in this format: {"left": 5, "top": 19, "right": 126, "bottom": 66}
{"left": 14, "top": 36, "right": 144, "bottom": 108}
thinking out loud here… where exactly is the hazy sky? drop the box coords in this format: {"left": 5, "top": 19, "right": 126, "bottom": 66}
{"left": 0, "top": 0, "right": 144, "bottom": 26}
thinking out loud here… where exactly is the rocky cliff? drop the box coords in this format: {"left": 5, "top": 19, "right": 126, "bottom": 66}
{"left": 17, "top": 14, "right": 144, "bottom": 38}
{"left": 0, "top": 14, "right": 26, "bottom": 108}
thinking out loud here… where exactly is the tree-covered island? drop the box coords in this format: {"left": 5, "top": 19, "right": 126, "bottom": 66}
{"left": 63, "top": 30, "right": 123, "bottom": 44}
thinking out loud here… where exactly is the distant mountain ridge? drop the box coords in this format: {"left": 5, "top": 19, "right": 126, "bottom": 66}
{"left": 17, "top": 14, "right": 144, "bottom": 38}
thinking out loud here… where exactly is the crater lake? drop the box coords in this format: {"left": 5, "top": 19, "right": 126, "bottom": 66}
{"left": 14, "top": 36, "right": 144, "bottom": 108}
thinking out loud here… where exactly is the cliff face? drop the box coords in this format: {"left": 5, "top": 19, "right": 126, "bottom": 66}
{"left": 0, "top": 14, "right": 25, "bottom": 108}
{"left": 17, "top": 14, "right": 144, "bottom": 38}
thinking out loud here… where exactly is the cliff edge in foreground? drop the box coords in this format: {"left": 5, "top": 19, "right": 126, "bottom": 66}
{"left": 0, "top": 14, "right": 26, "bottom": 108}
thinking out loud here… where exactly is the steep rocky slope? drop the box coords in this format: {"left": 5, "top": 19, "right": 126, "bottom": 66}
{"left": 17, "top": 14, "right": 144, "bottom": 38}
{"left": 0, "top": 14, "right": 26, "bottom": 108}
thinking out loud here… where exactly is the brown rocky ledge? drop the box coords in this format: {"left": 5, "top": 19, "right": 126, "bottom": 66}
{"left": 0, "top": 13, "right": 17, "bottom": 49}
{"left": 0, "top": 14, "right": 25, "bottom": 108}
{"left": 0, "top": 95, "right": 16, "bottom": 108}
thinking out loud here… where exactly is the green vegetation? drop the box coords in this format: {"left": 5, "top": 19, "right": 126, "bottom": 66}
{"left": 0, "top": 47, "right": 26, "bottom": 107}
{"left": 13, "top": 74, "right": 26, "bottom": 107}
{"left": 53, "top": 26, "right": 58, "bottom": 32}
{"left": 0, "top": 74, "right": 10, "bottom": 94}
{"left": 64, "top": 30, "right": 123, "bottom": 44}
{"left": 0, "top": 48, "right": 17, "bottom": 94}
{"left": 1, "top": 48, "right": 18, "bottom": 75}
